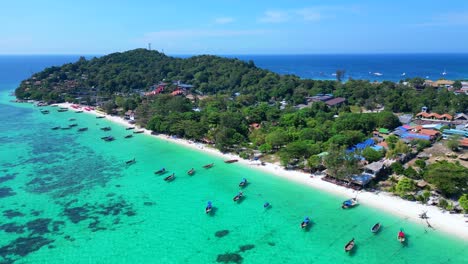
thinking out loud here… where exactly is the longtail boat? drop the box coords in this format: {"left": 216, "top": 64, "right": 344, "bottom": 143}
{"left": 371, "top": 223, "right": 381, "bottom": 233}
{"left": 164, "top": 173, "right": 175, "bottom": 182}
{"left": 344, "top": 238, "right": 355, "bottom": 252}
{"left": 203, "top": 163, "right": 214, "bottom": 169}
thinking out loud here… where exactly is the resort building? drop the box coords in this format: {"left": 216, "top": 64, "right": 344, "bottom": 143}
{"left": 415, "top": 112, "right": 453, "bottom": 121}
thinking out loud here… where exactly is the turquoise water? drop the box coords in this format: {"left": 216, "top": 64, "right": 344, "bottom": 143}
{"left": 0, "top": 89, "right": 467, "bottom": 264}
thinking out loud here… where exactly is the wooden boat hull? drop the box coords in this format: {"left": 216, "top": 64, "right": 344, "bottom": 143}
{"left": 203, "top": 163, "right": 214, "bottom": 169}
{"left": 164, "top": 174, "right": 175, "bottom": 181}
{"left": 344, "top": 239, "right": 355, "bottom": 252}
{"left": 371, "top": 223, "right": 381, "bottom": 233}
{"left": 233, "top": 194, "right": 243, "bottom": 202}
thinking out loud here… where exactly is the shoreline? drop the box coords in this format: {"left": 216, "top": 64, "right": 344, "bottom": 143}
{"left": 58, "top": 102, "right": 468, "bottom": 240}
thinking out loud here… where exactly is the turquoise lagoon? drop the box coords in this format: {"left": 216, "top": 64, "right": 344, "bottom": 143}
{"left": 0, "top": 88, "right": 467, "bottom": 264}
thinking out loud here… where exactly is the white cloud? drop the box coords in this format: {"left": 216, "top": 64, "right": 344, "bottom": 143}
{"left": 295, "top": 8, "right": 321, "bottom": 21}
{"left": 258, "top": 5, "right": 360, "bottom": 24}
{"left": 259, "top": 11, "right": 289, "bottom": 23}
{"left": 214, "top": 17, "right": 234, "bottom": 24}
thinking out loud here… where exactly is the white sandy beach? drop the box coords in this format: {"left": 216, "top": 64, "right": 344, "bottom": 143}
{"left": 59, "top": 103, "right": 468, "bottom": 240}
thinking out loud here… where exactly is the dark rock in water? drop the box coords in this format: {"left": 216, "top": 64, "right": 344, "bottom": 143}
{"left": 30, "top": 210, "right": 42, "bottom": 216}
{"left": 64, "top": 207, "right": 89, "bottom": 223}
{"left": 0, "top": 187, "right": 16, "bottom": 198}
{"left": 0, "top": 174, "right": 15, "bottom": 184}
{"left": 0, "top": 223, "right": 26, "bottom": 234}
{"left": 26, "top": 218, "right": 52, "bottom": 235}
{"left": 267, "top": 242, "right": 276, "bottom": 246}
{"left": 143, "top": 202, "right": 155, "bottom": 206}
{"left": 125, "top": 210, "right": 136, "bottom": 217}
{"left": 3, "top": 209, "right": 25, "bottom": 219}
{"left": 52, "top": 221, "right": 65, "bottom": 232}
{"left": 238, "top": 244, "right": 255, "bottom": 252}
{"left": 215, "top": 230, "right": 230, "bottom": 238}
{"left": 216, "top": 253, "right": 243, "bottom": 263}
{"left": 88, "top": 218, "right": 106, "bottom": 232}
{"left": 106, "top": 193, "right": 116, "bottom": 197}
{"left": 0, "top": 236, "right": 54, "bottom": 258}
{"left": 115, "top": 185, "right": 121, "bottom": 188}
{"left": 64, "top": 235, "right": 75, "bottom": 242}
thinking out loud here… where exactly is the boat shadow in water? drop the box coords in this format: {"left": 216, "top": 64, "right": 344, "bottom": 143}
{"left": 348, "top": 244, "right": 358, "bottom": 256}
{"left": 302, "top": 221, "right": 313, "bottom": 232}
{"left": 207, "top": 207, "right": 218, "bottom": 216}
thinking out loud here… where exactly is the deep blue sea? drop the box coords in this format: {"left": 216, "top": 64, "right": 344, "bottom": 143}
{"left": 228, "top": 54, "right": 468, "bottom": 82}
{"left": 2, "top": 54, "right": 467, "bottom": 87}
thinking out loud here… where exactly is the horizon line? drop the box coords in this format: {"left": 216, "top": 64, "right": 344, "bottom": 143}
{"left": 1, "top": 51, "right": 468, "bottom": 56}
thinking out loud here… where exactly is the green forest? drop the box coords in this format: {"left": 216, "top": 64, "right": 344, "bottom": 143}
{"left": 15, "top": 49, "right": 468, "bottom": 205}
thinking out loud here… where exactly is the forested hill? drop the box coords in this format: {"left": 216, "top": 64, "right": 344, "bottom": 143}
{"left": 15, "top": 48, "right": 467, "bottom": 115}
{"left": 15, "top": 48, "right": 305, "bottom": 102}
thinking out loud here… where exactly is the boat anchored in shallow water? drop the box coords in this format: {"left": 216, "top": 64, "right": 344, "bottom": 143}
{"left": 125, "top": 158, "right": 136, "bottom": 165}
{"left": 205, "top": 201, "right": 213, "bottom": 214}
{"left": 239, "top": 178, "right": 247, "bottom": 187}
{"left": 300, "top": 217, "right": 311, "bottom": 229}
{"left": 164, "top": 173, "right": 175, "bottom": 182}
{"left": 203, "top": 163, "right": 214, "bottom": 169}
{"left": 398, "top": 230, "right": 406, "bottom": 243}
{"left": 344, "top": 238, "right": 355, "bottom": 253}
{"left": 371, "top": 223, "right": 381, "bottom": 233}
{"left": 154, "top": 168, "right": 166, "bottom": 174}
{"left": 187, "top": 168, "right": 195, "bottom": 175}
{"left": 233, "top": 192, "right": 243, "bottom": 202}
{"left": 342, "top": 198, "right": 358, "bottom": 209}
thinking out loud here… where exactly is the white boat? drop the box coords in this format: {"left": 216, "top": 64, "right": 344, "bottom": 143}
{"left": 373, "top": 72, "right": 383, "bottom": 76}
{"left": 401, "top": 72, "right": 406, "bottom": 76}
{"left": 442, "top": 69, "right": 447, "bottom": 76}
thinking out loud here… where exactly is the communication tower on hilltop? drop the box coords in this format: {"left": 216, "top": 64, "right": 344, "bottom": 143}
{"left": 148, "top": 43, "right": 152, "bottom": 50}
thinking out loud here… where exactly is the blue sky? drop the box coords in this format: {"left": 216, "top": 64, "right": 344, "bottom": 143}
{"left": 1, "top": 0, "right": 468, "bottom": 54}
